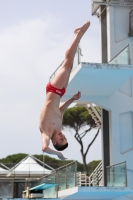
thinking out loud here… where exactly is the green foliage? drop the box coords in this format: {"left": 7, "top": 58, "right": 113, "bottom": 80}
{"left": 0, "top": 153, "right": 101, "bottom": 174}
{"left": 0, "top": 153, "right": 28, "bottom": 168}
{"left": 77, "top": 161, "right": 84, "bottom": 172}
{"left": 30, "top": 155, "right": 85, "bottom": 172}
{"left": 0, "top": 153, "right": 75, "bottom": 169}
{"left": 88, "top": 160, "right": 101, "bottom": 176}
{"left": 63, "top": 106, "right": 96, "bottom": 130}
{"left": 33, "top": 154, "right": 74, "bottom": 169}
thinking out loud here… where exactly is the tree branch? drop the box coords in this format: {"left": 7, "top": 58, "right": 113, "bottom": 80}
{"left": 80, "top": 127, "right": 92, "bottom": 139}
{"left": 74, "top": 131, "right": 84, "bottom": 154}
{"left": 85, "top": 128, "right": 100, "bottom": 157}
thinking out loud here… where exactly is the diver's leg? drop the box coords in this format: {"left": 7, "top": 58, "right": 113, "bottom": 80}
{"left": 51, "top": 21, "right": 90, "bottom": 89}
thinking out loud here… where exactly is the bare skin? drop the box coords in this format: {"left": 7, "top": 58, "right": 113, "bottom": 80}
{"left": 39, "top": 21, "right": 90, "bottom": 160}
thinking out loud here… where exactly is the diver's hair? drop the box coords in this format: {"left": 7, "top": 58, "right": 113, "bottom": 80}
{"left": 54, "top": 143, "right": 68, "bottom": 151}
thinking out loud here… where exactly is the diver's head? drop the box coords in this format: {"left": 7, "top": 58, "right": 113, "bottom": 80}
{"left": 51, "top": 130, "right": 68, "bottom": 151}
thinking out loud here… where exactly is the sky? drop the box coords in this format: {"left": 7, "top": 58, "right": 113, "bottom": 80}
{"left": 0, "top": 0, "right": 101, "bottom": 163}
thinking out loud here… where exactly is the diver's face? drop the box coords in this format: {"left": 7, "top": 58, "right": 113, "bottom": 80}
{"left": 53, "top": 131, "right": 67, "bottom": 146}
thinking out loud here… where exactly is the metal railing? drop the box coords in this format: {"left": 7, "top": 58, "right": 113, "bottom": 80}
{"left": 88, "top": 161, "right": 103, "bottom": 186}
{"left": 49, "top": 45, "right": 82, "bottom": 82}
{"left": 107, "top": 161, "right": 127, "bottom": 186}
{"left": 78, "top": 161, "right": 103, "bottom": 186}
{"left": 93, "top": 0, "right": 133, "bottom": 6}
{"left": 78, "top": 172, "right": 89, "bottom": 186}
{"left": 78, "top": 161, "right": 127, "bottom": 187}
{"left": 108, "top": 45, "right": 130, "bottom": 65}
{"left": 78, "top": 161, "right": 128, "bottom": 187}
{"left": 110, "top": 0, "right": 133, "bottom": 4}
{"left": 1, "top": 160, "right": 128, "bottom": 198}
{"left": 26, "top": 161, "right": 78, "bottom": 198}
{"left": 0, "top": 161, "right": 77, "bottom": 198}
{"left": 86, "top": 105, "right": 102, "bottom": 129}
{"left": 92, "top": 0, "right": 133, "bottom": 16}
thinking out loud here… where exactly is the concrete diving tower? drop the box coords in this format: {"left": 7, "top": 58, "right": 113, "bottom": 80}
{"left": 61, "top": 62, "right": 133, "bottom": 188}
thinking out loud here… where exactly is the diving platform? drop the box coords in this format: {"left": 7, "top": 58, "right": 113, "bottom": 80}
{"left": 58, "top": 186, "right": 133, "bottom": 200}
{"left": 23, "top": 183, "right": 57, "bottom": 193}
{"left": 1, "top": 187, "right": 133, "bottom": 200}
{"left": 61, "top": 62, "right": 133, "bottom": 106}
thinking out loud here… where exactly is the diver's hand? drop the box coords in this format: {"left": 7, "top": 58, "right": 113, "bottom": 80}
{"left": 72, "top": 91, "right": 81, "bottom": 100}
{"left": 57, "top": 152, "right": 67, "bottom": 160}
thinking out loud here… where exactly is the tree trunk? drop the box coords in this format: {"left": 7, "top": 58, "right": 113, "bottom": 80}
{"left": 82, "top": 153, "right": 89, "bottom": 176}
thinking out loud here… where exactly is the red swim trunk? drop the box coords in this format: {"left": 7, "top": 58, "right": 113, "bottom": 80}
{"left": 46, "top": 82, "right": 66, "bottom": 98}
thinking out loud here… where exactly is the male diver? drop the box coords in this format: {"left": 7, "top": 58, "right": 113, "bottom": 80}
{"left": 39, "top": 21, "right": 90, "bottom": 160}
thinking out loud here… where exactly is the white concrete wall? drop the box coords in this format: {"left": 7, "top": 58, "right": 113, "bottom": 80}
{"left": 97, "top": 5, "right": 133, "bottom": 188}
{"left": 107, "top": 6, "right": 133, "bottom": 64}
{"left": 110, "top": 79, "right": 133, "bottom": 187}
{"left": 82, "top": 74, "right": 133, "bottom": 186}
{"left": 97, "top": 77, "right": 133, "bottom": 187}
{"left": 106, "top": 5, "right": 133, "bottom": 187}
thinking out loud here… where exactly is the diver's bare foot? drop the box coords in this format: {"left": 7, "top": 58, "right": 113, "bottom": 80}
{"left": 74, "top": 21, "right": 90, "bottom": 36}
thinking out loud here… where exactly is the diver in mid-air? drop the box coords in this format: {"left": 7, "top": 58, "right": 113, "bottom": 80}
{"left": 39, "top": 21, "right": 90, "bottom": 160}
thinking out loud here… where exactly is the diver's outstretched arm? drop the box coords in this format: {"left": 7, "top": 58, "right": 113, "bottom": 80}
{"left": 59, "top": 91, "right": 81, "bottom": 113}
{"left": 43, "top": 146, "right": 66, "bottom": 160}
